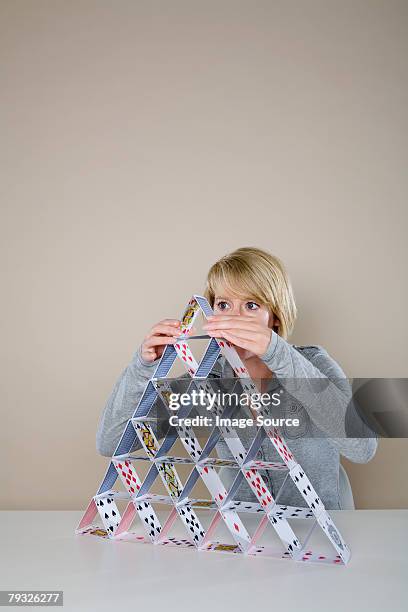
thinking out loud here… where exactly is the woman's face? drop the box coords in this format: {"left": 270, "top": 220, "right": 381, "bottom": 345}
{"left": 212, "top": 290, "right": 276, "bottom": 361}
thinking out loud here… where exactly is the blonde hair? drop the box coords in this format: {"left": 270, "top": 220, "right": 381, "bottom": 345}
{"left": 203, "top": 247, "right": 297, "bottom": 340}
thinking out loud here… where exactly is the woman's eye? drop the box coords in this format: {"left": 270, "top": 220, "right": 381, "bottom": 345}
{"left": 246, "top": 301, "right": 259, "bottom": 311}
{"left": 216, "top": 301, "right": 229, "bottom": 311}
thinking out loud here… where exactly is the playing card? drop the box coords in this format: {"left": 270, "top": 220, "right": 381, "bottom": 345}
{"left": 177, "top": 466, "right": 201, "bottom": 502}
{"left": 285, "top": 549, "right": 346, "bottom": 564}
{"left": 244, "top": 459, "right": 288, "bottom": 472}
{"left": 75, "top": 498, "right": 98, "bottom": 533}
{"left": 133, "top": 381, "right": 158, "bottom": 419}
{"left": 192, "top": 294, "right": 214, "bottom": 318}
{"left": 152, "top": 378, "right": 175, "bottom": 410}
{"left": 197, "top": 464, "right": 228, "bottom": 505}
{"left": 132, "top": 420, "right": 159, "bottom": 458}
{"left": 113, "top": 459, "right": 142, "bottom": 496}
{"left": 218, "top": 431, "right": 248, "bottom": 465}
{"left": 289, "top": 463, "right": 325, "bottom": 517}
{"left": 174, "top": 419, "right": 203, "bottom": 460}
{"left": 243, "top": 467, "right": 275, "bottom": 511}
{"left": 191, "top": 500, "right": 218, "bottom": 508}
{"left": 242, "top": 428, "right": 267, "bottom": 464}
{"left": 135, "top": 499, "right": 163, "bottom": 542}
{"left": 113, "top": 420, "right": 139, "bottom": 458}
{"left": 199, "top": 458, "right": 238, "bottom": 467}
{"left": 224, "top": 500, "right": 263, "bottom": 513}
{"left": 173, "top": 340, "right": 199, "bottom": 376}
{"left": 195, "top": 510, "right": 222, "bottom": 549}
{"left": 195, "top": 338, "right": 221, "bottom": 378}
{"left": 200, "top": 426, "right": 223, "bottom": 461}
{"left": 216, "top": 339, "right": 249, "bottom": 377}
{"left": 157, "top": 462, "right": 184, "bottom": 499}
{"left": 156, "top": 506, "right": 179, "bottom": 541}
{"left": 176, "top": 502, "right": 206, "bottom": 546}
{"left": 316, "top": 509, "right": 351, "bottom": 564}
{"left": 237, "top": 469, "right": 303, "bottom": 557}
{"left": 220, "top": 509, "right": 252, "bottom": 552}
{"left": 214, "top": 401, "right": 249, "bottom": 464}
{"left": 269, "top": 505, "right": 314, "bottom": 519}
{"left": 134, "top": 463, "right": 161, "bottom": 498}
{"left": 179, "top": 297, "right": 201, "bottom": 332}
{"left": 152, "top": 344, "right": 178, "bottom": 379}
{"left": 94, "top": 495, "right": 121, "bottom": 536}
{"left": 222, "top": 470, "right": 247, "bottom": 506}
{"left": 265, "top": 426, "right": 297, "bottom": 469}
{"left": 155, "top": 456, "right": 194, "bottom": 465}
{"left": 96, "top": 461, "right": 119, "bottom": 496}
{"left": 266, "top": 509, "right": 303, "bottom": 557}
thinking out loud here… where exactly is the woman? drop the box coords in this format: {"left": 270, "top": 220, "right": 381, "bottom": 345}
{"left": 96, "top": 246, "right": 377, "bottom": 510}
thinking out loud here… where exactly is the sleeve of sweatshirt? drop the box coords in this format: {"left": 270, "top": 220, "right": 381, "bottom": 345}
{"left": 96, "top": 345, "right": 162, "bottom": 457}
{"left": 260, "top": 331, "right": 379, "bottom": 463}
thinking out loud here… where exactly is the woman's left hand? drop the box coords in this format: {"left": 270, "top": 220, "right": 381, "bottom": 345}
{"left": 203, "top": 314, "right": 272, "bottom": 357}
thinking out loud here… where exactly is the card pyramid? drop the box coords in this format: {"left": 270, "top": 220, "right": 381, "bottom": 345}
{"left": 76, "top": 295, "right": 351, "bottom": 565}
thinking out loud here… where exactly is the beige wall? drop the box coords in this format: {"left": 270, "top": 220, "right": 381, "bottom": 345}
{"left": 1, "top": 0, "right": 407, "bottom": 510}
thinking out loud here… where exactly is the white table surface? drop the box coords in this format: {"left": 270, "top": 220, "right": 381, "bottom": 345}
{"left": 1, "top": 510, "right": 407, "bottom": 612}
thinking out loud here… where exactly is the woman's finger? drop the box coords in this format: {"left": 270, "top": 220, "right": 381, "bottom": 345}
{"left": 218, "top": 330, "right": 255, "bottom": 352}
{"left": 159, "top": 319, "right": 181, "bottom": 327}
{"left": 146, "top": 323, "right": 181, "bottom": 338}
{"left": 207, "top": 327, "right": 263, "bottom": 342}
{"left": 141, "top": 348, "right": 157, "bottom": 361}
{"left": 144, "top": 336, "right": 178, "bottom": 348}
{"left": 207, "top": 314, "right": 258, "bottom": 324}
{"left": 204, "top": 319, "right": 260, "bottom": 333}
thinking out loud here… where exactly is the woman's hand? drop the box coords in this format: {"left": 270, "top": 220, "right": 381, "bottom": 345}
{"left": 141, "top": 319, "right": 196, "bottom": 362}
{"left": 203, "top": 314, "right": 272, "bottom": 357}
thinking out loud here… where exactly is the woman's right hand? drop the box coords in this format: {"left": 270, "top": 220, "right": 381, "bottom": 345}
{"left": 140, "top": 319, "right": 196, "bottom": 362}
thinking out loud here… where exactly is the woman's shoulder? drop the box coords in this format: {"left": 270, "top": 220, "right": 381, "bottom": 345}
{"left": 292, "top": 343, "right": 326, "bottom": 354}
{"left": 292, "top": 343, "right": 346, "bottom": 377}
